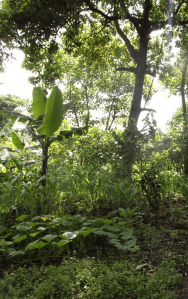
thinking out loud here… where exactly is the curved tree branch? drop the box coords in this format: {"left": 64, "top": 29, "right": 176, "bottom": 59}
{"left": 174, "top": 1, "right": 185, "bottom": 16}
{"left": 142, "top": 0, "right": 152, "bottom": 22}
{"left": 114, "top": 19, "right": 139, "bottom": 63}
{"left": 83, "top": 0, "right": 118, "bottom": 21}
{"left": 140, "top": 108, "right": 156, "bottom": 112}
{"left": 116, "top": 67, "right": 138, "bottom": 74}
{"left": 116, "top": 66, "right": 156, "bottom": 77}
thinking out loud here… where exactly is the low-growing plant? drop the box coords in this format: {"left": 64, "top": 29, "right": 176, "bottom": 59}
{"left": 0, "top": 258, "right": 181, "bottom": 299}
{"left": 0, "top": 210, "right": 138, "bottom": 260}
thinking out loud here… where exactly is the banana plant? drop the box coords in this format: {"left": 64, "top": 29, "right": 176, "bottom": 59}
{"left": 0, "top": 86, "right": 86, "bottom": 186}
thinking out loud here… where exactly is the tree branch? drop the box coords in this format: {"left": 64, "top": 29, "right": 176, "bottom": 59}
{"left": 116, "top": 67, "right": 138, "bottom": 74}
{"left": 116, "top": 67, "right": 156, "bottom": 77}
{"left": 140, "top": 108, "right": 156, "bottom": 113}
{"left": 142, "top": 0, "right": 152, "bottom": 22}
{"left": 178, "top": 20, "right": 188, "bottom": 26}
{"left": 145, "top": 70, "right": 156, "bottom": 77}
{"left": 149, "top": 21, "right": 167, "bottom": 33}
{"left": 83, "top": 0, "right": 118, "bottom": 21}
{"left": 119, "top": 0, "right": 142, "bottom": 35}
{"left": 114, "top": 19, "right": 139, "bottom": 63}
{"left": 174, "top": 1, "right": 185, "bottom": 16}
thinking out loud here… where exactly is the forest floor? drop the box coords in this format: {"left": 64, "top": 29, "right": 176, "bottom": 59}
{"left": 136, "top": 198, "right": 188, "bottom": 299}
{"left": 1, "top": 197, "right": 188, "bottom": 298}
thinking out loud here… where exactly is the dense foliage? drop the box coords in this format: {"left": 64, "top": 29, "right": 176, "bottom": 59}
{"left": 1, "top": 0, "right": 188, "bottom": 298}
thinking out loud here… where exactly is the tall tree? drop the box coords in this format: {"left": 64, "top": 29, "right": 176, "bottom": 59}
{"left": 1, "top": 0, "right": 188, "bottom": 171}
{"left": 22, "top": 26, "right": 134, "bottom": 129}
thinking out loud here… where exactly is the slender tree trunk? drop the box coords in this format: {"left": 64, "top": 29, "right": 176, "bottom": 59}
{"left": 181, "top": 56, "right": 188, "bottom": 175}
{"left": 122, "top": 45, "right": 148, "bottom": 173}
{"left": 41, "top": 138, "right": 50, "bottom": 187}
{"left": 128, "top": 71, "right": 145, "bottom": 129}
{"left": 108, "top": 107, "right": 117, "bottom": 130}
{"left": 84, "top": 85, "right": 90, "bottom": 127}
{"left": 73, "top": 106, "right": 80, "bottom": 127}
{"left": 105, "top": 100, "right": 117, "bottom": 130}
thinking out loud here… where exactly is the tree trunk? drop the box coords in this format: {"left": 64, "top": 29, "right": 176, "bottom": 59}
{"left": 181, "top": 56, "right": 188, "bottom": 176}
{"left": 41, "top": 138, "right": 50, "bottom": 187}
{"left": 122, "top": 44, "right": 148, "bottom": 174}
{"left": 84, "top": 85, "right": 90, "bottom": 127}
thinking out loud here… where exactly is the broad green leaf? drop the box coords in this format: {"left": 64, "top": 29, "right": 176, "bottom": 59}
{"left": 9, "top": 153, "right": 22, "bottom": 170}
{"left": 108, "top": 239, "right": 126, "bottom": 250}
{"left": 0, "top": 110, "right": 32, "bottom": 123}
{"left": 24, "top": 222, "right": 39, "bottom": 227}
{"left": 78, "top": 217, "right": 87, "bottom": 223}
{"left": 62, "top": 232, "right": 77, "bottom": 240}
{"left": 29, "top": 231, "right": 41, "bottom": 237}
{"left": 15, "top": 214, "right": 28, "bottom": 221}
{"left": 52, "top": 218, "right": 62, "bottom": 224}
{"left": 0, "top": 232, "right": 11, "bottom": 239}
{"left": 52, "top": 240, "right": 70, "bottom": 247}
{"left": 94, "top": 230, "right": 106, "bottom": 236}
{"left": 62, "top": 102, "right": 72, "bottom": 115}
{"left": 37, "top": 87, "right": 68, "bottom": 137}
{"left": 41, "top": 234, "right": 57, "bottom": 242}
{"left": 61, "top": 219, "right": 69, "bottom": 225}
{"left": 4, "top": 240, "right": 13, "bottom": 246}
{"left": 9, "top": 250, "right": 25, "bottom": 257}
{"left": 103, "top": 219, "right": 113, "bottom": 225}
{"left": 104, "top": 232, "right": 118, "bottom": 238}
{"left": 11, "top": 132, "right": 24, "bottom": 150}
{"left": 16, "top": 225, "right": 32, "bottom": 231}
{"left": 109, "top": 238, "right": 120, "bottom": 244}
{"left": 13, "top": 234, "right": 27, "bottom": 243}
{"left": 59, "top": 126, "right": 85, "bottom": 139}
{"left": 63, "top": 215, "right": 71, "bottom": 219}
{"left": 78, "top": 230, "right": 93, "bottom": 237}
{"left": 32, "top": 216, "right": 41, "bottom": 221}
{"left": 32, "top": 87, "right": 46, "bottom": 119}
{"left": 120, "top": 231, "right": 134, "bottom": 240}
{"left": 71, "top": 214, "right": 81, "bottom": 221}
{"left": 37, "top": 227, "right": 47, "bottom": 231}
{"left": 105, "top": 226, "right": 121, "bottom": 232}
{"left": 26, "top": 240, "right": 47, "bottom": 250}
{"left": 38, "top": 175, "right": 47, "bottom": 183}
{"left": 126, "top": 239, "right": 137, "bottom": 248}
{"left": 6, "top": 248, "right": 15, "bottom": 253}
{"left": 83, "top": 219, "right": 96, "bottom": 225}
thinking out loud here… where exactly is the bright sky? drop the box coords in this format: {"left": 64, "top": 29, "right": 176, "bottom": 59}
{"left": 0, "top": 49, "right": 182, "bottom": 132}
{"left": 0, "top": 50, "right": 33, "bottom": 100}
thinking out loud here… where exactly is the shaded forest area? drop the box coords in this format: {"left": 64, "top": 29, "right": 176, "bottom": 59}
{"left": 1, "top": 0, "right": 188, "bottom": 298}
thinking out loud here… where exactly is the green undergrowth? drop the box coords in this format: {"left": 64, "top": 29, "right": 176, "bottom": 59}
{"left": 0, "top": 209, "right": 138, "bottom": 260}
{"left": 0, "top": 257, "right": 181, "bottom": 299}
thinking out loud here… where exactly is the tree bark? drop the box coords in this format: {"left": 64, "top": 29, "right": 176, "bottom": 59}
{"left": 181, "top": 56, "right": 188, "bottom": 175}
{"left": 121, "top": 36, "right": 149, "bottom": 173}
{"left": 41, "top": 138, "right": 50, "bottom": 187}
{"left": 84, "top": 84, "right": 90, "bottom": 128}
